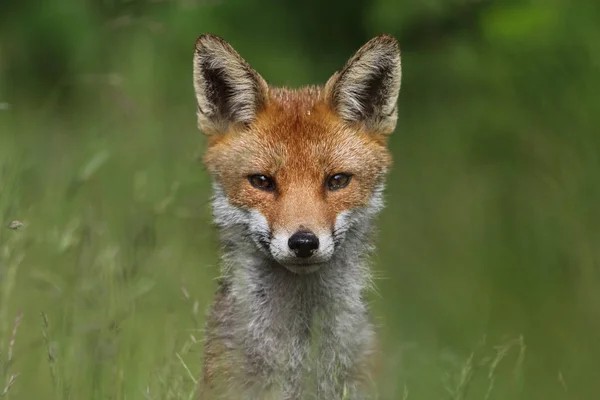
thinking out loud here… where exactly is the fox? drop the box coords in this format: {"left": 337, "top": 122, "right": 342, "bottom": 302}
{"left": 193, "top": 33, "right": 402, "bottom": 399}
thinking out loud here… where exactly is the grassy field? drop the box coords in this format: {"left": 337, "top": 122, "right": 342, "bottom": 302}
{"left": 2, "top": 1, "right": 600, "bottom": 399}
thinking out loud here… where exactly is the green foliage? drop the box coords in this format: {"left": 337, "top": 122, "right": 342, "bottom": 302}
{"left": 1, "top": 0, "right": 599, "bottom": 398}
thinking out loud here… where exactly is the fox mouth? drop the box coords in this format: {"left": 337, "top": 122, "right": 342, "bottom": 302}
{"left": 270, "top": 250, "right": 335, "bottom": 273}
{"left": 280, "top": 262, "right": 325, "bottom": 274}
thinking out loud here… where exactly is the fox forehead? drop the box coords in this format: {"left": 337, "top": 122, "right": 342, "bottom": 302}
{"left": 204, "top": 88, "right": 392, "bottom": 182}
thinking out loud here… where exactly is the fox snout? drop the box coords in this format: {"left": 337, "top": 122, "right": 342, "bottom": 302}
{"left": 268, "top": 223, "right": 337, "bottom": 272}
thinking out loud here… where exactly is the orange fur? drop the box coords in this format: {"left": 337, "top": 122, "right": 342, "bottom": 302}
{"left": 203, "top": 87, "right": 392, "bottom": 236}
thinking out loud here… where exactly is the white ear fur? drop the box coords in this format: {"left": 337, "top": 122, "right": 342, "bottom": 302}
{"left": 325, "top": 34, "right": 402, "bottom": 134}
{"left": 193, "top": 34, "right": 268, "bottom": 135}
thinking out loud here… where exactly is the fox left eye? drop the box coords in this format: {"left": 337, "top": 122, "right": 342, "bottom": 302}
{"left": 326, "top": 173, "right": 352, "bottom": 191}
{"left": 248, "top": 174, "right": 276, "bottom": 192}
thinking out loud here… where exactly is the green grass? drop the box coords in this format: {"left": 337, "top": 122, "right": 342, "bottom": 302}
{"left": 1, "top": 87, "right": 598, "bottom": 400}
{"left": 2, "top": 1, "right": 600, "bottom": 398}
{"left": 0, "top": 103, "right": 217, "bottom": 399}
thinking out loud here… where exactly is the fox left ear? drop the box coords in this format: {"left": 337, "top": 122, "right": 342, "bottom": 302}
{"left": 193, "top": 34, "right": 268, "bottom": 135}
{"left": 324, "top": 34, "right": 402, "bottom": 135}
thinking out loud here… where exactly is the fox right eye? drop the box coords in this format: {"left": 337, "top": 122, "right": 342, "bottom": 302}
{"left": 248, "top": 174, "right": 276, "bottom": 192}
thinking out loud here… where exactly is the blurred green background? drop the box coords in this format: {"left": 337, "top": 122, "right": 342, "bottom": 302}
{"left": 1, "top": 0, "right": 600, "bottom": 399}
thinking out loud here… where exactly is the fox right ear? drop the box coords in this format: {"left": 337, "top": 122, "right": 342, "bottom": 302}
{"left": 193, "top": 34, "right": 268, "bottom": 135}
{"left": 324, "top": 34, "right": 402, "bottom": 135}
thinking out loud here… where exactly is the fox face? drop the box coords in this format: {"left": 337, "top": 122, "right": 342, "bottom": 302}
{"left": 193, "top": 34, "right": 401, "bottom": 273}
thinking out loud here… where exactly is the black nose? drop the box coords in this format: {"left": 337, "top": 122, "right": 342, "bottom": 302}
{"left": 288, "top": 230, "right": 319, "bottom": 258}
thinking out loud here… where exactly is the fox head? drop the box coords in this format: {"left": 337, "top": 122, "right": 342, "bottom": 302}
{"left": 193, "top": 34, "right": 401, "bottom": 274}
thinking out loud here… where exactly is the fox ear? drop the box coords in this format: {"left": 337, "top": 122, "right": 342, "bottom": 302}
{"left": 324, "top": 34, "right": 402, "bottom": 135}
{"left": 193, "top": 34, "right": 268, "bottom": 135}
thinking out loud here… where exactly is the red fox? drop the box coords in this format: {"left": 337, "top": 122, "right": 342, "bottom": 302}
{"left": 193, "top": 33, "right": 401, "bottom": 399}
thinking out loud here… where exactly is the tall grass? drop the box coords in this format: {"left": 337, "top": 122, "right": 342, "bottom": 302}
{"left": 1, "top": 1, "right": 600, "bottom": 398}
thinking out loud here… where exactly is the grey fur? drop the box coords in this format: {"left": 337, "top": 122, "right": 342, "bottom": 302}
{"left": 201, "top": 183, "right": 385, "bottom": 399}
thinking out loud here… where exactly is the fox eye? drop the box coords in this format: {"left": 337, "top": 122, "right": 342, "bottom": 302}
{"left": 248, "top": 174, "right": 276, "bottom": 192}
{"left": 327, "top": 173, "right": 352, "bottom": 191}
